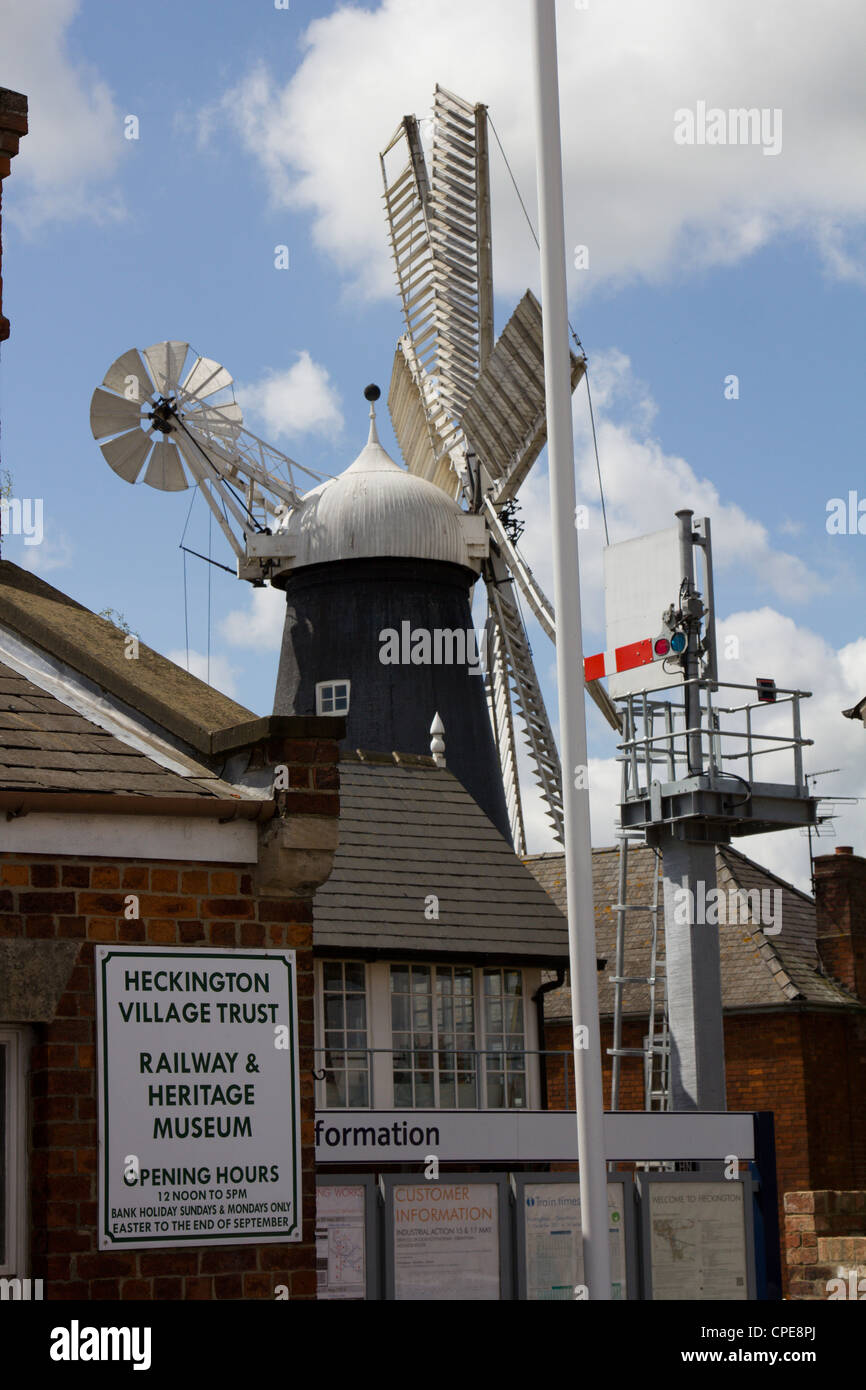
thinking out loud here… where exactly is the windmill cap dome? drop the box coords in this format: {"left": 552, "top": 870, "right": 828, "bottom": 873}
{"left": 272, "top": 407, "right": 488, "bottom": 575}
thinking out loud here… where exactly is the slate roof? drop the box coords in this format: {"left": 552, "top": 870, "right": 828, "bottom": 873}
{"left": 313, "top": 752, "right": 569, "bottom": 962}
{"left": 0, "top": 560, "right": 254, "bottom": 753}
{"left": 0, "top": 660, "right": 246, "bottom": 801}
{"left": 526, "top": 845, "right": 861, "bottom": 1019}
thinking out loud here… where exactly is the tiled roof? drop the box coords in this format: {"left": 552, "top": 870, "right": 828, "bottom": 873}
{"left": 0, "top": 560, "right": 254, "bottom": 753}
{"left": 525, "top": 844, "right": 860, "bottom": 1018}
{"left": 313, "top": 753, "right": 569, "bottom": 962}
{"left": 0, "top": 661, "right": 245, "bottom": 801}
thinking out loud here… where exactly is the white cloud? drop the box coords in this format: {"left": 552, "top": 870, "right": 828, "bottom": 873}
{"left": 209, "top": 0, "right": 866, "bottom": 298}
{"left": 1, "top": 0, "right": 124, "bottom": 230}
{"left": 14, "top": 532, "right": 74, "bottom": 574}
{"left": 166, "top": 648, "right": 240, "bottom": 699}
{"left": 509, "top": 351, "right": 822, "bottom": 639}
{"left": 236, "top": 351, "right": 343, "bottom": 442}
{"left": 221, "top": 584, "right": 286, "bottom": 651}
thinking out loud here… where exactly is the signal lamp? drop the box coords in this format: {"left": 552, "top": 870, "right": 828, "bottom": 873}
{"left": 670, "top": 633, "right": 686, "bottom": 654}
{"left": 653, "top": 638, "right": 670, "bottom": 657}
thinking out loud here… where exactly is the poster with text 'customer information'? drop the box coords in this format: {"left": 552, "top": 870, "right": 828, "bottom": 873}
{"left": 393, "top": 1183, "right": 500, "bottom": 1300}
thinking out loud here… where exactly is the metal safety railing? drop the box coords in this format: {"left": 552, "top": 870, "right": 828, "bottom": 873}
{"left": 617, "top": 678, "right": 813, "bottom": 801}
{"left": 313, "top": 1046, "right": 581, "bottom": 1113}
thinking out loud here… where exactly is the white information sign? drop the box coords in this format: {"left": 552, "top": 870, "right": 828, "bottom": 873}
{"left": 392, "top": 1182, "right": 500, "bottom": 1301}
{"left": 96, "top": 946, "right": 301, "bottom": 1250}
{"left": 316, "top": 1185, "right": 366, "bottom": 1300}
{"left": 649, "top": 1181, "right": 749, "bottom": 1299}
{"left": 523, "top": 1182, "right": 627, "bottom": 1300}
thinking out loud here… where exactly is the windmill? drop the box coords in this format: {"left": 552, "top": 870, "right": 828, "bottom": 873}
{"left": 380, "top": 85, "right": 619, "bottom": 852}
{"left": 89, "top": 86, "right": 619, "bottom": 855}
{"left": 89, "top": 341, "right": 323, "bottom": 580}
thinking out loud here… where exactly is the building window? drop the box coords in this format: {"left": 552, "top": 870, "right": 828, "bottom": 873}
{"left": 320, "top": 962, "right": 369, "bottom": 1108}
{"left": 0, "top": 1028, "right": 27, "bottom": 1278}
{"left": 390, "top": 965, "right": 478, "bottom": 1109}
{"left": 316, "top": 680, "right": 350, "bottom": 716}
{"left": 389, "top": 965, "right": 527, "bottom": 1109}
{"left": 482, "top": 968, "right": 527, "bottom": 1109}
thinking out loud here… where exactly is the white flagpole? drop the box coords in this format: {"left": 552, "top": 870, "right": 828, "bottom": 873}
{"left": 530, "top": 0, "right": 611, "bottom": 1300}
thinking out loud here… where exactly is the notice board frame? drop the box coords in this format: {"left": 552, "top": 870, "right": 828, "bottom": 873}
{"left": 315, "top": 1173, "right": 381, "bottom": 1301}
{"left": 511, "top": 1171, "right": 639, "bottom": 1301}
{"left": 637, "top": 1169, "right": 757, "bottom": 1301}
{"left": 381, "top": 1171, "right": 513, "bottom": 1301}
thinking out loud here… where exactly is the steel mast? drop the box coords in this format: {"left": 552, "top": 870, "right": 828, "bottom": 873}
{"left": 531, "top": 0, "right": 611, "bottom": 1300}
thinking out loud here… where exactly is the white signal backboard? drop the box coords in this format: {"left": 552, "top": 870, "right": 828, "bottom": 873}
{"left": 603, "top": 525, "right": 684, "bottom": 698}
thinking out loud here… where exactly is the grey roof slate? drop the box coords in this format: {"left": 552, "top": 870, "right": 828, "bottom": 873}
{"left": 0, "top": 560, "right": 254, "bottom": 753}
{"left": 0, "top": 662, "right": 245, "bottom": 801}
{"left": 525, "top": 844, "right": 860, "bottom": 1019}
{"left": 313, "top": 753, "right": 569, "bottom": 961}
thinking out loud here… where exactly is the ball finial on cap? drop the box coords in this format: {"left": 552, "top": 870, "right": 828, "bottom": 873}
{"left": 364, "top": 383, "right": 381, "bottom": 402}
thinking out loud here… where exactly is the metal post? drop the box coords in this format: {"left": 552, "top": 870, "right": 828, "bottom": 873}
{"left": 676, "top": 509, "right": 703, "bottom": 775}
{"left": 531, "top": 0, "right": 611, "bottom": 1301}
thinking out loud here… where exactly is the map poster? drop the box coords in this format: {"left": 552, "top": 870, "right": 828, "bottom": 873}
{"left": 96, "top": 946, "right": 301, "bottom": 1250}
{"left": 392, "top": 1182, "right": 500, "bottom": 1300}
{"left": 649, "top": 1181, "right": 749, "bottom": 1300}
{"left": 316, "top": 1185, "right": 366, "bottom": 1300}
{"left": 523, "top": 1182, "right": 627, "bottom": 1300}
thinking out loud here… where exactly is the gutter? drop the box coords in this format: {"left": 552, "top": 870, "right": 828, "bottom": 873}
{"left": 0, "top": 790, "right": 275, "bottom": 822}
{"left": 532, "top": 967, "right": 565, "bottom": 1110}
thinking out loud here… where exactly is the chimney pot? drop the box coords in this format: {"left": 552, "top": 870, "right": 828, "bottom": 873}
{"left": 836, "top": 846, "right": 853, "bottom": 855}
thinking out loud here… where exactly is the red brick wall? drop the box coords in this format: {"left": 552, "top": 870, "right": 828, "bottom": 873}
{"left": 2, "top": 733, "right": 340, "bottom": 1300}
{"left": 814, "top": 849, "right": 866, "bottom": 998}
{"left": 785, "top": 1190, "right": 866, "bottom": 1299}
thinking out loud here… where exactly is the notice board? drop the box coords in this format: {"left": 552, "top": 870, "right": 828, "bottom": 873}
{"left": 316, "top": 1177, "right": 379, "bottom": 1300}
{"left": 96, "top": 946, "right": 301, "bottom": 1249}
{"left": 383, "top": 1174, "right": 511, "bottom": 1300}
{"left": 639, "top": 1173, "right": 756, "bottom": 1300}
{"left": 513, "top": 1174, "right": 637, "bottom": 1300}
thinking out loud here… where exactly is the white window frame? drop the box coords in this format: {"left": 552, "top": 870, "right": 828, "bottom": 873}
{"left": 314, "top": 961, "right": 371, "bottom": 1110}
{"left": 368, "top": 963, "right": 541, "bottom": 1111}
{"left": 0, "top": 1027, "right": 30, "bottom": 1278}
{"left": 315, "top": 680, "right": 351, "bottom": 717}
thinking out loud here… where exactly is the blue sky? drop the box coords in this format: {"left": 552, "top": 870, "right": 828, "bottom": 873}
{"left": 1, "top": 0, "right": 865, "bottom": 883}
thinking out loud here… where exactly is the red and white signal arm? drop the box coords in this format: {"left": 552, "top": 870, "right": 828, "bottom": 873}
{"left": 584, "top": 631, "right": 685, "bottom": 684}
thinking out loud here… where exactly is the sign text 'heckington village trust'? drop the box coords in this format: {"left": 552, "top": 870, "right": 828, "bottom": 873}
{"left": 96, "top": 947, "right": 301, "bottom": 1250}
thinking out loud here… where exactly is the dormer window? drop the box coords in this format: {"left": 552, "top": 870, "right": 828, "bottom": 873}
{"left": 317, "top": 680, "right": 350, "bottom": 716}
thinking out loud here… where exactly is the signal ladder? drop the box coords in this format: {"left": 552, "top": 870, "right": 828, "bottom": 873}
{"left": 608, "top": 814, "right": 671, "bottom": 1112}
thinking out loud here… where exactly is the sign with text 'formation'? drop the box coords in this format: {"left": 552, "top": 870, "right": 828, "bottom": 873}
{"left": 96, "top": 947, "right": 301, "bottom": 1250}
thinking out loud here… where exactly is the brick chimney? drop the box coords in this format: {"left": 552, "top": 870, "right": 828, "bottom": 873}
{"left": 0, "top": 87, "right": 28, "bottom": 342}
{"left": 814, "top": 847, "right": 866, "bottom": 998}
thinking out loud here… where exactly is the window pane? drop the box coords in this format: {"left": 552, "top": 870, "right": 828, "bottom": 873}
{"left": 322, "top": 962, "right": 344, "bottom": 991}
{"left": 486, "top": 1072, "right": 504, "bottom": 1108}
{"left": 483, "top": 970, "right": 500, "bottom": 995}
{"left": 346, "top": 996, "right": 366, "bottom": 1031}
{"left": 436, "top": 969, "right": 453, "bottom": 994}
{"left": 326, "top": 1072, "right": 346, "bottom": 1107}
{"left": 455, "top": 967, "right": 473, "bottom": 994}
{"left": 344, "top": 963, "right": 366, "bottom": 992}
{"left": 412, "top": 966, "right": 431, "bottom": 994}
{"left": 391, "top": 996, "right": 410, "bottom": 1032}
{"left": 505, "top": 970, "right": 522, "bottom": 995}
{"left": 347, "top": 1070, "right": 369, "bottom": 1107}
{"left": 394, "top": 1076, "right": 413, "bottom": 1107}
{"left": 440, "top": 1076, "right": 456, "bottom": 1108}
{"left": 414, "top": 1073, "right": 434, "bottom": 1107}
{"left": 390, "top": 965, "right": 409, "bottom": 993}
{"left": 325, "top": 998, "right": 344, "bottom": 1030}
